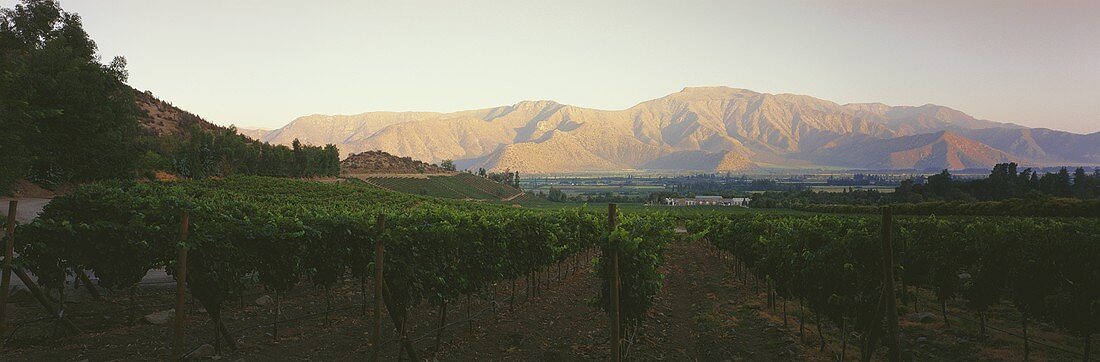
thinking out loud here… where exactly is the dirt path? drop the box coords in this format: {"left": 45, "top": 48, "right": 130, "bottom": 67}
{"left": 501, "top": 191, "right": 526, "bottom": 202}
{"left": 630, "top": 240, "right": 814, "bottom": 361}
{"left": 436, "top": 241, "right": 817, "bottom": 361}
{"left": 435, "top": 255, "right": 607, "bottom": 361}
{"left": 0, "top": 197, "right": 51, "bottom": 223}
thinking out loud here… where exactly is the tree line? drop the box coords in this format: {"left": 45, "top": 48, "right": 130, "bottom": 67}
{"left": 137, "top": 125, "right": 340, "bottom": 180}
{"left": 471, "top": 167, "right": 521, "bottom": 190}
{"left": 749, "top": 163, "right": 1100, "bottom": 212}
{"left": 0, "top": 1, "right": 339, "bottom": 194}
{"left": 899, "top": 163, "right": 1100, "bottom": 201}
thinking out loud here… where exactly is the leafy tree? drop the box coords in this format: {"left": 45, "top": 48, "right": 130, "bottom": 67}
{"left": 0, "top": 0, "right": 139, "bottom": 187}
{"left": 440, "top": 159, "right": 456, "bottom": 171}
{"left": 1073, "top": 167, "right": 1095, "bottom": 198}
{"left": 540, "top": 187, "right": 567, "bottom": 202}
{"left": 1, "top": 1, "right": 341, "bottom": 193}
{"left": 1040, "top": 168, "right": 1073, "bottom": 197}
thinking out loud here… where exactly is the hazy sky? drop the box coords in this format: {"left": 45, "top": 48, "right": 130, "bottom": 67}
{"left": 9, "top": 0, "right": 1099, "bottom": 133}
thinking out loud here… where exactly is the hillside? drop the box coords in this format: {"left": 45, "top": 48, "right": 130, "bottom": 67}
{"left": 133, "top": 89, "right": 226, "bottom": 136}
{"left": 340, "top": 150, "right": 526, "bottom": 201}
{"left": 249, "top": 87, "right": 1100, "bottom": 173}
{"left": 962, "top": 127, "right": 1100, "bottom": 164}
{"left": 642, "top": 150, "right": 756, "bottom": 172}
{"left": 813, "top": 131, "right": 1019, "bottom": 170}
{"left": 340, "top": 150, "right": 449, "bottom": 174}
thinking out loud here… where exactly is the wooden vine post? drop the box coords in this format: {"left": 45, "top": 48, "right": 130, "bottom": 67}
{"left": 608, "top": 203, "right": 621, "bottom": 362}
{"left": 881, "top": 206, "right": 900, "bottom": 361}
{"left": 172, "top": 210, "right": 190, "bottom": 361}
{"left": 371, "top": 213, "right": 385, "bottom": 362}
{"left": 0, "top": 200, "right": 16, "bottom": 342}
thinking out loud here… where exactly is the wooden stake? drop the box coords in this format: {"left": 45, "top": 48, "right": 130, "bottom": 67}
{"left": 0, "top": 200, "right": 16, "bottom": 342}
{"left": 379, "top": 280, "right": 418, "bottom": 361}
{"left": 361, "top": 277, "right": 367, "bottom": 316}
{"left": 372, "top": 213, "right": 385, "bottom": 362}
{"left": 172, "top": 211, "right": 190, "bottom": 361}
{"left": 608, "top": 203, "right": 621, "bottom": 362}
{"left": 128, "top": 286, "right": 136, "bottom": 326}
{"left": 817, "top": 312, "right": 825, "bottom": 352}
{"left": 862, "top": 288, "right": 886, "bottom": 362}
{"left": 76, "top": 268, "right": 101, "bottom": 300}
{"left": 435, "top": 300, "right": 447, "bottom": 353}
{"left": 214, "top": 313, "right": 222, "bottom": 355}
{"left": 799, "top": 299, "right": 805, "bottom": 340}
{"left": 273, "top": 293, "right": 281, "bottom": 343}
{"left": 325, "top": 287, "right": 332, "bottom": 326}
{"left": 1022, "top": 314, "right": 1030, "bottom": 361}
{"left": 8, "top": 267, "right": 79, "bottom": 334}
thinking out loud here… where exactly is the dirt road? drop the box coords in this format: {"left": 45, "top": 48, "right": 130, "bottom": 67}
{"left": 0, "top": 197, "right": 51, "bottom": 224}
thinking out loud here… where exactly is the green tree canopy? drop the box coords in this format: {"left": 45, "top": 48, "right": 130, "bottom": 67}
{"left": 1, "top": 0, "right": 139, "bottom": 189}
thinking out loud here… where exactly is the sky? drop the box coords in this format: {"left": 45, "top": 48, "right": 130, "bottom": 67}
{"left": 7, "top": 0, "right": 1099, "bottom": 133}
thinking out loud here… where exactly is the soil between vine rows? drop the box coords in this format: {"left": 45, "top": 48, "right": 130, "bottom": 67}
{"left": 437, "top": 239, "right": 820, "bottom": 361}
{"left": 3, "top": 241, "right": 823, "bottom": 361}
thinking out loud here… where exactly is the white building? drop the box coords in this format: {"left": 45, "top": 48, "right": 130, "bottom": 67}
{"left": 665, "top": 196, "right": 750, "bottom": 207}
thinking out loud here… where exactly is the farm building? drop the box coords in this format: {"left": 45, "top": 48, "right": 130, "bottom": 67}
{"left": 665, "top": 196, "right": 750, "bottom": 207}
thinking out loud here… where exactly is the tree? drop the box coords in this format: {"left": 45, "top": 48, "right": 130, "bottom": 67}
{"left": 1073, "top": 167, "right": 1094, "bottom": 198}
{"left": 982, "top": 163, "right": 1021, "bottom": 199}
{"left": 543, "top": 187, "right": 566, "bottom": 202}
{"left": 926, "top": 169, "right": 953, "bottom": 197}
{"left": 0, "top": 0, "right": 139, "bottom": 187}
{"left": 440, "top": 159, "right": 456, "bottom": 172}
{"left": 1040, "top": 168, "right": 1072, "bottom": 197}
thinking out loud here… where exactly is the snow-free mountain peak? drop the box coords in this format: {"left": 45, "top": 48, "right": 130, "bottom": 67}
{"left": 247, "top": 87, "right": 1098, "bottom": 173}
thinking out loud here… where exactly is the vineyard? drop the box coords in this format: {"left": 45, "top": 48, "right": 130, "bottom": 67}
{"left": 0, "top": 177, "right": 674, "bottom": 360}
{"left": 689, "top": 213, "right": 1100, "bottom": 361}
{"left": 359, "top": 173, "right": 527, "bottom": 201}
{"left": 0, "top": 176, "right": 1097, "bottom": 360}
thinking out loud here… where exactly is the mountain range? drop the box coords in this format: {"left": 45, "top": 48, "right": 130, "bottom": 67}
{"left": 241, "top": 87, "right": 1100, "bottom": 173}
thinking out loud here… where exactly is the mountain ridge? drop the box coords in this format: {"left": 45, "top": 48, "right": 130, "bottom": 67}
{"left": 243, "top": 86, "right": 1098, "bottom": 173}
